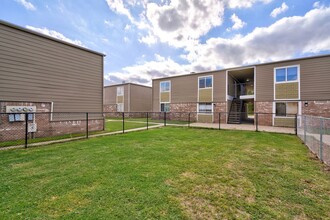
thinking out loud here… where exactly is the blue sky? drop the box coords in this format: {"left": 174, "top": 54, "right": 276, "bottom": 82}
{"left": 1, "top": 0, "right": 330, "bottom": 86}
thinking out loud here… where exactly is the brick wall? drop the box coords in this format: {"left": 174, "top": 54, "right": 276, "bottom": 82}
{"left": 213, "top": 102, "right": 227, "bottom": 123}
{"left": 255, "top": 101, "right": 273, "bottom": 126}
{"left": 302, "top": 101, "right": 330, "bottom": 118}
{"left": 0, "top": 101, "right": 104, "bottom": 142}
{"left": 103, "top": 104, "right": 117, "bottom": 112}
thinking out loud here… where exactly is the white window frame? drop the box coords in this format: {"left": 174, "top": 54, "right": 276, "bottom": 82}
{"left": 198, "top": 103, "right": 213, "bottom": 115}
{"left": 160, "top": 81, "right": 171, "bottom": 93}
{"left": 272, "top": 101, "right": 302, "bottom": 126}
{"left": 117, "top": 86, "right": 124, "bottom": 96}
{"left": 273, "top": 65, "right": 301, "bottom": 101}
{"left": 198, "top": 75, "right": 213, "bottom": 89}
{"left": 160, "top": 102, "right": 170, "bottom": 112}
{"left": 117, "top": 103, "right": 124, "bottom": 112}
{"left": 274, "top": 65, "right": 299, "bottom": 84}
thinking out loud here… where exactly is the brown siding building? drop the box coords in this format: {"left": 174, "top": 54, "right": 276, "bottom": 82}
{"left": 104, "top": 83, "right": 152, "bottom": 112}
{"left": 0, "top": 20, "right": 104, "bottom": 140}
{"left": 152, "top": 54, "right": 330, "bottom": 127}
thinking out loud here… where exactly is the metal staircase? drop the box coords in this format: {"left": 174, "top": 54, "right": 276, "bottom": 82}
{"left": 228, "top": 98, "right": 243, "bottom": 124}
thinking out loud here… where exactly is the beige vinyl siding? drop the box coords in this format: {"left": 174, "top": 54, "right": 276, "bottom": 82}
{"left": 171, "top": 75, "right": 197, "bottom": 103}
{"left": 152, "top": 80, "right": 160, "bottom": 111}
{"left": 0, "top": 22, "right": 103, "bottom": 113}
{"left": 213, "top": 71, "right": 226, "bottom": 102}
{"left": 130, "top": 84, "right": 152, "bottom": 112}
{"left": 300, "top": 56, "right": 330, "bottom": 100}
{"left": 160, "top": 92, "right": 170, "bottom": 102}
{"left": 123, "top": 85, "right": 129, "bottom": 112}
{"left": 103, "top": 86, "right": 117, "bottom": 104}
{"left": 198, "top": 114, "right": 213, "bottom": 123}
{"left": 199, "top": 89, "right": 212, "bottom": 102}
{"left": 256, "top": 56, "right": 330, "bottom": 101}
{"left": 275, "top": 82, "right": 299, "bottom": 99}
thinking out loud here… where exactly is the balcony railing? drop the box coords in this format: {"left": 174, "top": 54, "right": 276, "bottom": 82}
{"left": 228, "top": 82, "right": 254, "bottom": 98}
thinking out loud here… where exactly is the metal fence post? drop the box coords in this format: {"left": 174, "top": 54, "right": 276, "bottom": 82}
{"left": 25, "top": 113, "right": 28, "bottom": 148}
{"left": 147, "top": 112, "right": 149, "bottom": 130}
{"left": 255, "top": 113, "right": 259, "bottom": 132}
{"left": 86, "top": 113, "right": 89, "bottom": 139}
{"left": 304, "top": 115, "right": 307, "bottom": 143}
{"left": 164, "top": 112, "right": 167, "bottom": 126}
{"left": 188, "top": 112, "right": 190, "bottom": 127}
{"left": 295, "top": 114, "right": 298, "bottom": 135}
{"left": 320, "top": 118, "right": 323, "bottom": 162}
{"left": 122, "top": 112, "right": 125, "bottom": 133}
{"left": 218, "top": 112, "right": 221, "bottom": 130}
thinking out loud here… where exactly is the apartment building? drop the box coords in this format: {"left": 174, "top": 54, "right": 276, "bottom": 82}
{"left": 152, "top": 54, "right": 330, "bottom": 127}
{"left": 104, "top": 83, "right": 152, "bottom": 112}
{"left": 0, "top": 20, "right": 104, "bottom": 141}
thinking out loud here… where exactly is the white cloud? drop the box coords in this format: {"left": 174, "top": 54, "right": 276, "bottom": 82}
{"left": 227, "top": 13, "right": 246, "bottom": 31}
{"left": 104, "top": 57, "right": 194, "bottom": 86}
{"left": 184, "top": 6, "right": 330, "bottom": 68}
{"left": 105, "top": 0, "right": 135, "bottom": 22}
{"left": 16, "top": 0, "right": 36, "bottom": 11}
{"left": 104, "top": 20, "right": 114, "bottom": 27}
{"left": 227, "top": 0, "right": 273, "bottom": 8}
{"left": 124, "top": 36, "right": 130, "bottom": 43}
{"left": 26, "top": 26, "right": 84, "bottom": 47}
{"left": 270, "top": 2, "right": 289, "bottom": 18}
{"left": 138, "top": 33, "right": 158, "bottom": 46}
{"left": 142, "top": 0, "right": 224, "bottom": 47}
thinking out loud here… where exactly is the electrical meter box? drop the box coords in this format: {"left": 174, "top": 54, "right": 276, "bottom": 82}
{"left": 5, "top": 106, "right": 36, "bottom": 122}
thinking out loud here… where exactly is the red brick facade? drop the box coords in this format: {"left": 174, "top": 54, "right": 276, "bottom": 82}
{"left": 255, "top": 101, "right": 273, "bottom": 126}
{"left": 0, "top": 101, "right": 104, "bottom": 142}
{"left": 302, "top": 101, "right": 330, "bottom": 118}
{"left": 103, "top": 104, "right": 117, "bottom": 113}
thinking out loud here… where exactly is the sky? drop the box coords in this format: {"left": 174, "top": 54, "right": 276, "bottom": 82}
{"left": 1, "top": 0, "right": 330, "bottom": 86}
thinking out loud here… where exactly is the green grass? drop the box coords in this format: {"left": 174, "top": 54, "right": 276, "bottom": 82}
{"left": 0, "top": 121, "right": 148, "bottom": 148}
{"left": 0, "top": 127, "right": 330, "bottom": 219}
{"left": 106, "top": 117, "right": 189, "bottom": 125}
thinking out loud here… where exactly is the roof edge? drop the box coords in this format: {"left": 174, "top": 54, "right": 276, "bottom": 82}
{"left": 104, "top": 82, "right": 152, "bottom": 89}
{"left": 0, "top": 19, "right": 105, "bottom": 57}
{"left": 152, "top": 53, "right": 330, "bottom": 81}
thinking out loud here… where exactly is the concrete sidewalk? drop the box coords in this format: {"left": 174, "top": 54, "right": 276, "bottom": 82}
{"left": 189, "top": 123, "right": 295, "bottom": 134}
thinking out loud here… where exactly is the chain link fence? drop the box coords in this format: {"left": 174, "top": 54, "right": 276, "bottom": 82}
{"left": 297, "top": 115, "right": 330, "bottom": 166}
{"left": 1, "top": 111, "right": 302, "bottom": 149}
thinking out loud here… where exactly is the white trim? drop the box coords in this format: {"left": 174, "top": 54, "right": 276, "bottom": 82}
{"left": 160, "top": 102, "right": 170, "bottom": 112}
{"left": 225, "top": 70, "right": 228, "bottom": 101}
{"left": 197, "top": 102, "right": 214, "bottom": 122}
{"left": 159, "top": 80, "right": 171, "bottom": 111}
{"left": 197, "top": 75, "right": 214, "bottom": 122}
{"left": 273, "top": 65, "right": 300, "bottom": 124}
{"left": 273, "top": 101, "right": 301, "bottom": 126}
{"left": 240, "top": 95, "right": 255, "bottom": 100}
{"left": 159, "top": 80, "right": 171, "bottom": 93}
{"left": 253, "top": 66, "right": 256, "bottom": 101}
{"left": 227, "top": 95, "right": 234, "bottom": 101}
{"left": 197, "top": 75, "right": 213, "bottom": 90}
{"left": 128, "top": 84, "right": 130, "bottom": 112}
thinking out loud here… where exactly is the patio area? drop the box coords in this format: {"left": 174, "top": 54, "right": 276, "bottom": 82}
{"left": 189, "top": 122, "right": 295, "bottom": 134}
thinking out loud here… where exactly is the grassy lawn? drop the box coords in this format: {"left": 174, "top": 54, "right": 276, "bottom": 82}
{"left": 0, "top": 127, "right": 330, "bottom": 219}
{"left": 106, "top": 117, "right": 189, "bottom": 125}
{"left": 0, "top": 121, "right": 148, "bottom": 148}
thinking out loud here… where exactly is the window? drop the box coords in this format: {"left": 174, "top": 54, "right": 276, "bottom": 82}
{"left": 160, "top": 103, "right": 170, "bottom": 112}
{"left": 275, "top": 102, "right": 298, "bottom": 117}
{"left": 117, "top": 87, "right": 124, "bottom": 96}
{"left": 199, "top": 76, "right": 212, "bottom": 89}
{"left": 275, "top": 66, "right": 298, "bottom": 82}
{"left": 198, "top": 103, "right": 212, "bottom": 113}
{"left": 117, "top": 103, "right": 124, "bottom": 112}
{"left": 160, "top": 81, "right": 170, "bottom": 92}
